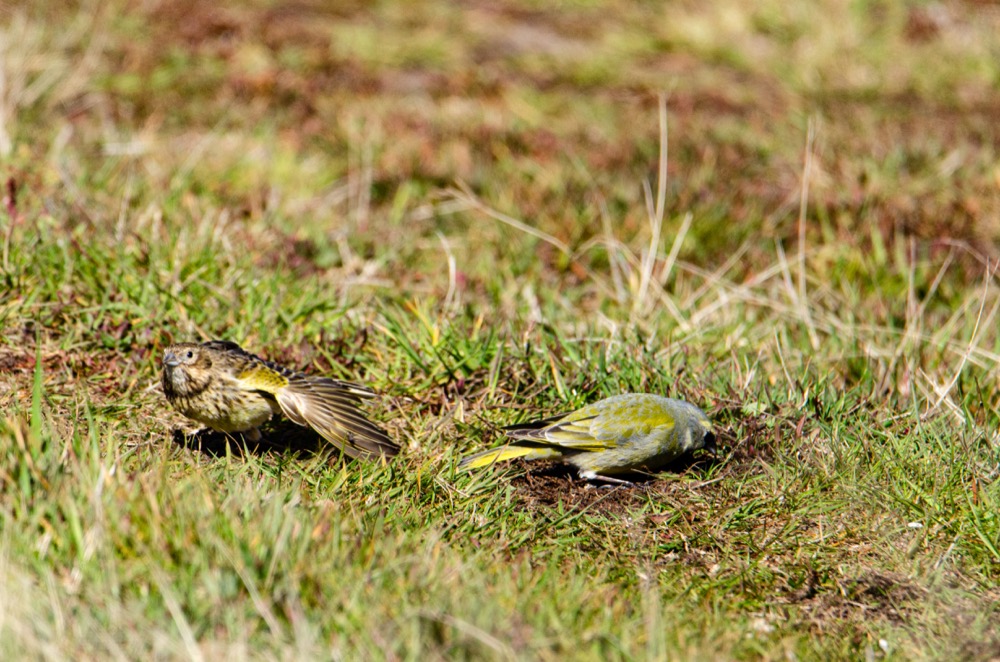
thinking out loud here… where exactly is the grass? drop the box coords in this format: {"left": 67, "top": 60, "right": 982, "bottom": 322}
{"left": 2, "top": 0, "right": 1000, "bottom": 658}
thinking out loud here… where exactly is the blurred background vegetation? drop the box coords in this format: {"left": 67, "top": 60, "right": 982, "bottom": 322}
{"left": 1, "top": 0, "right": 999, "bottom": 658}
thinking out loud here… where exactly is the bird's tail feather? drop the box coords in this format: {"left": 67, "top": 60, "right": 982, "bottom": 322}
{"left": 276, "top": 377, "right": 399, "bottom": 460}
{"left": 460, "top": 444, "right": 563, "bottom": 469}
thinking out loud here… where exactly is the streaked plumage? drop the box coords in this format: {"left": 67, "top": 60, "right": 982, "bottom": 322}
{"left": 161, "top": 340, "right": 398, "bottom": 460}
{"left": 461, "top": 394, "right": 715, "bottom": 482}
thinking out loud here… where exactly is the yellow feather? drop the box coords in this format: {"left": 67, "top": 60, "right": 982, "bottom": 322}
{"left": 236, "top": 364, "right": 290, "bottom": 394}
{"left": 460, "top": 445, "right": 562, "bottom": 468}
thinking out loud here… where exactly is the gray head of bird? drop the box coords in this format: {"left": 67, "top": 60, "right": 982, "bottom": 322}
{"left": 679, "top": 400, "right": 717, "bottom": 456}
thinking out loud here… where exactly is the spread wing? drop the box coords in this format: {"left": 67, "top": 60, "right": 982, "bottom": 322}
{"left": 276, "top": 377, "right": 398, "bottom": 459}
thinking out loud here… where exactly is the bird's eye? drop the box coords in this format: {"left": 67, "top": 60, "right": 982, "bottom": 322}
{"left": 185, "top": 351, "right": 194, "bottom": 359}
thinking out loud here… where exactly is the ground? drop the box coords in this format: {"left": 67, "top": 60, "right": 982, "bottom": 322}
{"left": 1, "top": 0, "right": 999, "bottom": 659}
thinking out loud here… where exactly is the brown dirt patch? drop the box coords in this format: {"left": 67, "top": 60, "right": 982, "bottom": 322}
{"left": 506, "top": 454, "right": 721, "bottom": 518}
{"left": 786, "top": 570, "right": 927, "bottom": 628}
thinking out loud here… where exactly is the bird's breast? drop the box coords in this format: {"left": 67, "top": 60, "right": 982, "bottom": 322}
{"left": 166, "top": 378, "right": 275, "bottom": 433}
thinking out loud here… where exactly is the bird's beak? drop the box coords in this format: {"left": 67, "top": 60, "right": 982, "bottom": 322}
{"left": 163, "top": 351, "right": 180, "bottom": 368}
{"left": 703, "top": 431, "right": 718, "bottom": 456}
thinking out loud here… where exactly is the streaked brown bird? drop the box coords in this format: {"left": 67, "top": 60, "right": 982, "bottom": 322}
{"left": 161, "top": 340, "right": 398, "bottom": 460}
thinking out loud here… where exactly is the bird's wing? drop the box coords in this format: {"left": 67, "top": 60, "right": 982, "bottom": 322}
{"left": 205, "top": 340, "right": 300, "bottom": 382}
{"left": 507, "top": 399, "right": 675, "bottom": 451}
{"left": 235, "top": 362, "right": 291, "bottom": 395}
{"left": 276, "top": 377, "right": 398, "bottom": 460}
{"left": 586, "top": 399, "right": 675, "bottom": 444}
{"left": 505, "top": 408, "right": 606, "bottom": 450}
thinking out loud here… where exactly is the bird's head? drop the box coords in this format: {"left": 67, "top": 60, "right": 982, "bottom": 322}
{"left": 701, "top": 427, "right": 718, "bottom": 456}
{"left": 681, "top": 402, "right": 717, "bottom": 456}
{"left": 162, "top": 343, "right": 214, "bottom": 395}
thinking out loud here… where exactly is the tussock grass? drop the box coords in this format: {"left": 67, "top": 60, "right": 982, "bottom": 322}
{"left": 1, "top": 0, "right": 999, "bottom": 659}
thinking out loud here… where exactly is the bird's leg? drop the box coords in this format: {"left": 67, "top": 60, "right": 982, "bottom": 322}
{"left": 243, "top": 427, "right": 262, "bottom": 442}
{"left": 580, "top": 471, "right": 635, "bottom": 487}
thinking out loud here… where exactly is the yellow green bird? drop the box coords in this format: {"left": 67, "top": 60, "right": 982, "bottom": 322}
{"left": 161, "top": 340, "right": 398, "bottom": 460}
{"left": 461, "top": 394, "right": 715, "bottom": 483}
